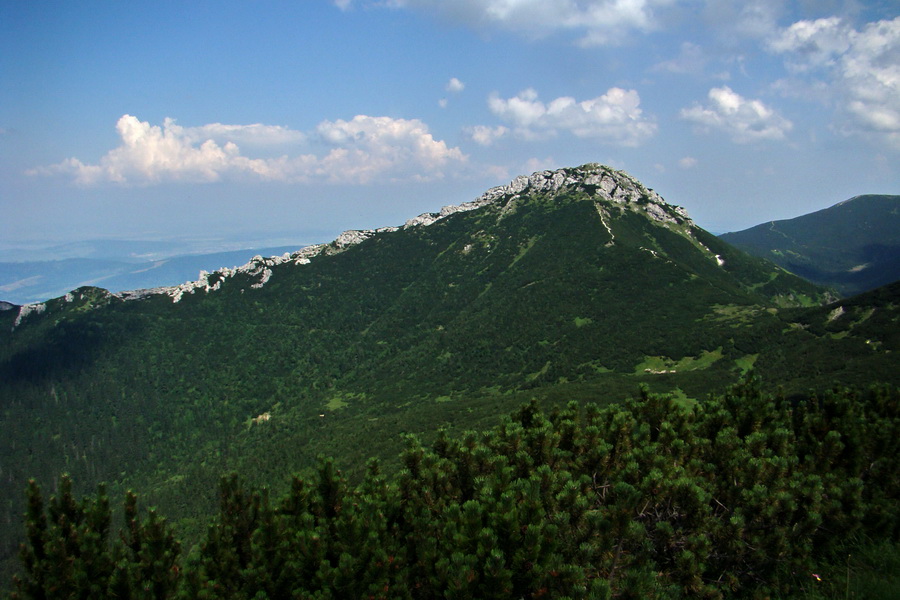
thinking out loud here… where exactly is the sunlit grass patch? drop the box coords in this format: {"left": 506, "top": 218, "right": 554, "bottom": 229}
{"left": 635, "top": 347, "right": 723, "bottom": 374}
{"left": 668, "top": 387, "right": 697, "bottom": 409}
{"left": 573, "top": 316, "right": 593, "bottom": 327}
{"left": 325, "top": 392, "right": 366, "bottom": 411}
{"left": 702, "top": 304, "right": 765, "bottom": 327}
{"left": 526, "top": 360, "right": 552, "bottom": 382}
{"left": 735, "top": 353, "right": 758, "bottom": 374}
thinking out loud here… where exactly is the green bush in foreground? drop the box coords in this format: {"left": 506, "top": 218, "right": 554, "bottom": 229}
{"left": 10, "top": 381, "right": 900, "bottom": 599}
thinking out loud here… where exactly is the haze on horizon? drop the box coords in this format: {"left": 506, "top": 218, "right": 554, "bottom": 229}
{"left": 1, "top": 1, "right": 898, "bottom": 249}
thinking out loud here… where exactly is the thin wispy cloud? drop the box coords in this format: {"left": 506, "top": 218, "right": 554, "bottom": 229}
{"left": 187, "top": 122, "right": 307, "bottom": 147}
{"left": 370, "top": 0, "right": 665, "bottom": 46}
{"left": 652, "top": 42, "right": 709, "bottom": 76}
{"left": 768, "top": 16, "right": 853, "bottom": 71}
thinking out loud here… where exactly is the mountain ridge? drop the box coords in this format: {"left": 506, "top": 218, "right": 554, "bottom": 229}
{"left": 6, "top": 164, "right": 710, "bottom": 324}
{"left": 0, "top": 246, "right": 310, "bottom": 306}
{"left": 720, "top": 193, "right": 900, "bottom": 296}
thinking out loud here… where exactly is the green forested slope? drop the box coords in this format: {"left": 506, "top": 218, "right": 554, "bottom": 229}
{"left": 10, "top": 383, "right": 900, "bottom": 599}
{"left": 719, "top": 194, "right": 900, "bottom": 296}
{"left": 0, "top": 165, "right": 896, "bottom": 589}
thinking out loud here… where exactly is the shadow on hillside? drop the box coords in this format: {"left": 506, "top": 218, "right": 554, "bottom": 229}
{"left": 0, "top": 318, "right": 120, "bottom": 384}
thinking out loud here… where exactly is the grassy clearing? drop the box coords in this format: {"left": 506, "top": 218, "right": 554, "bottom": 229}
{"left": 526, "top": 361, "right": 552, "bottom": 382}
{"left": 702, "top": 304, "right": 765, "bottom": 327}
{"left": 324, "top": 393, "right": 366, "bottom": 411}
{"left": 668, "top": 387, "right": 697, "bottom": 409}
{"left": 735, "top": 353, "right": 759, "bottom": 374}
{"left": 577, "top": 360, "right": 613, "bottom": 375}
{"left": 510, "top": 236, "right": 539, "bottom": 267}
{"left": 635, "top": 347, "right": 723, "bottom": 375}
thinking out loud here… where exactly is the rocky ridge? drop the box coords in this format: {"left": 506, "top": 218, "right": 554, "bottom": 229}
{"left": 10, "top": 164, "right": 698, "bottom": 327}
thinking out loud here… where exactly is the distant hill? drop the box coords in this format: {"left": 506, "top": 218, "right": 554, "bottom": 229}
{"left": 1, "top": 164, "right": 896, "bottom": 586}
{"left": 719, "top": 194, "right": 900, "bottom": 296}
{"left": 0, "top": 246, "right": 304, "bottom": 305}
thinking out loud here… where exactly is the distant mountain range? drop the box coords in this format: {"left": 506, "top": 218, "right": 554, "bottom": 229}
{"left": 720, "top": 194, "right": 900, "bottom": 296}
{"left": 0, "top": 244, "right": 307, "bottom": 305}
{"left": 0, "top": 164, "right": 897, "bottom": 585}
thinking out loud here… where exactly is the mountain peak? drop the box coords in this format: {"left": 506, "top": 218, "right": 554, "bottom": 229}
{"left": 121, "top": 163, "right": 696, "bottom": 305}
{"left": 9, "top": 163, "right": 698, "bottom": 321}
{"left": 405, "top": 163, "right": 693, "bottom": 230}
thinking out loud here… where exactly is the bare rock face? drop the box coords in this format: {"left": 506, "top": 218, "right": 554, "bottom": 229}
{"left": 471, "top": 164, "right": 692, "bottom": 226}
{"left": 13, "top": 302, "right": 45, "bottom": 328}
{"left": 402, "top": 164, "right": 694, "bottom": 233}
{"left": 332, "top": 229, "right": 377, "bottom": 249}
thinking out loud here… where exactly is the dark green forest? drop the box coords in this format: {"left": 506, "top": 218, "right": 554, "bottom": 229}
{"left": 720, "top": 195, "right": 900, "bottom": 297}
{"left": 10, "top": 382, "right": 900, "bottom": 599}
{"left": 2, "top": 165, "right": 898, "bottom": 597}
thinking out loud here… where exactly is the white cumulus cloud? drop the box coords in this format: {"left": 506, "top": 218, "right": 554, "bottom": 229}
{"left": 26, "top": 116, "right": 281, "bottom": 185}
{"left": 439, "top": 77, "right": 466, "bottom": 109}
{"left": 314, "top": 115, "right": 467, "bottom": 183}
{"left": 468, "top": 124, "right": 510, "bottom": 146}
{"left": 485, "top": 87, "right": 657, "bottom": 146}
{"left": 187, "top": 122, "right": 308, "bottom": 147}
{"left": 28, "top": 114, "right": 467, "bottom": 186}
{"left": 769, "top": 16, "right": 900, "bottom": 148}
{"left": 446, "top": 77, "right": 465, "bottom": 93}
{"left": 768, "top": 16, "right": 853, "bottom": 70}
{"left": 680, "top": 86, "right": 793, "bottom": 143}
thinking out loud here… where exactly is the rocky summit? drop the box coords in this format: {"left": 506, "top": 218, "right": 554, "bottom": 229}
{"left": 7, "top": 164, "right": 700, "bottom": 324}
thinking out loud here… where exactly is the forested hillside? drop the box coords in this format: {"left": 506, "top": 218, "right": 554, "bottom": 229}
{"left": 1, "top": 165, "right": 898, "bottom": 594}
{"left": 10, "top": 382, "right": 900, "bottom": 599}
{"left": 720, "top": 194, "right": 900, "bottom": 296}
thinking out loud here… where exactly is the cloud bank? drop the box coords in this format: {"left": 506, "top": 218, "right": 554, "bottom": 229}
{"left": 480, "top": 87, "right": 656, "bottom": 146}
{"left": 28, "top": 114, "right": 467, "bottom": 186}
{"left": 769, "top": 16, "right": 900, "bottom": 147}
{"left": 366, "top": 0, "right": 665, "bottom": 46}
{"left": 680, "top": 86, "right": 793, "bottom": 143}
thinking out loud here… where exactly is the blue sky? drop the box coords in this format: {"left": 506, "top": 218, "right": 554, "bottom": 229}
{"left": 1, "top": 0, "right": 898, "bottom": 250}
